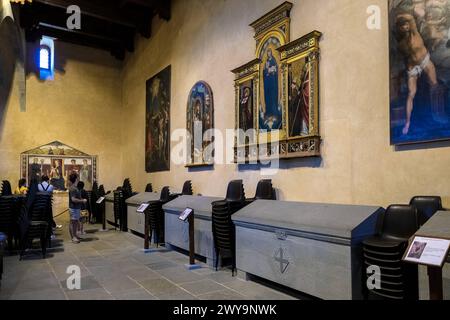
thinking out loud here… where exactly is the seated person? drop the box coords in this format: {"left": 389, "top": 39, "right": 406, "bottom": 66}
{"left": 14, "top": 179, "right": 28, "bottom": 195}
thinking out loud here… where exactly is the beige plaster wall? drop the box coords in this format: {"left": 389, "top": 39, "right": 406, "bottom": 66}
{"left": 0, "top": 41, "right": 123, "bottom": 191}
{"left": 121, "top": 0, "right": 450, "bottom": 208}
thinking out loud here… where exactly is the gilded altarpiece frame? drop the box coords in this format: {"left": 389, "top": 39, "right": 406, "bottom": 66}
{"left": 232, "top": 59, "right": 260, "bottom": 163}
{"left": 278, "top": 31, "right": 321, "bottom": 158}
{"left": 232, "top": 2, "right": 321, "bottom": 163}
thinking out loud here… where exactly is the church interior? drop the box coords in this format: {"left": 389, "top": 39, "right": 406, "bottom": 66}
{"left": 0, "top": 0, "right": 450, "bottom": 302}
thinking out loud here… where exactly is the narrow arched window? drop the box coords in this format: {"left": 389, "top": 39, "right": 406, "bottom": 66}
{"left": 39, "top": 45, "right": 51, "bottom": 70}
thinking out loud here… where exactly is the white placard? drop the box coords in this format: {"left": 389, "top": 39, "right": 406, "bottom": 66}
{"left": 179, "top": 208, "right": 193, "bottom": 221}
{"left": 136, "top": 203, "right": 150, "bottom": 213}
{"left": 403, "top": 236, "right": 450, "bottom": 267}
{"left": 96, "top": 197, "right": 105, "bottom": 204}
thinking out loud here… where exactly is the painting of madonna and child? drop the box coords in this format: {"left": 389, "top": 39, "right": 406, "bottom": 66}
{"left": 259, "top": 37, "right": 283, "bottom": 132}
{"left": 390, "top": 0, "right": 450, "bottom": 145}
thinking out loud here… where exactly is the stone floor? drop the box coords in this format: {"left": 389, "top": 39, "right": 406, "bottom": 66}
{"left": 0, "top": 210, "right": 298, "bottom": 300}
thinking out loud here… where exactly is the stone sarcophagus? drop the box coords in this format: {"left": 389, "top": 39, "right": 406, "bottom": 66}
{"left": 104, "top": 192, "right": 115, "bottom": 227}
{"left": 125, "top": 192, "right": 161, "bottom": 236}
{"left": 232, "top": 200, "right": 384, "bottom": 300}
{"left": 163, "top": 195, "right": 222, "bottom": 266}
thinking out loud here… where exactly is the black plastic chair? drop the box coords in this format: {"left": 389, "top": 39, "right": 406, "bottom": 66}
{"left": 1, "top": 181, "right": 12, "bottom": 196}
{"left": 246, "top": 179, "right": 275, "bottom": 203}
{"left": 145, "top": 183, "right": 153, "bottom": 192}
{"left": 172, "top": 181, "right": 194, "bottom": 197}
{"left": 409, "top": 196, "right": 443, "bottom": 226}
{"left": 211, "top": 180, "right": 246, "bottom": 276}
{"left": 181, "top": 181, "right": 193, "bottom": 195}
{"left": 363, "top": 205, "right": 419, "bottom": 300}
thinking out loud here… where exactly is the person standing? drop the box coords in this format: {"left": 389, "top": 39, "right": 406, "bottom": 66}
{"left": 68, "top": 174, "right": 86, "bottom": 244}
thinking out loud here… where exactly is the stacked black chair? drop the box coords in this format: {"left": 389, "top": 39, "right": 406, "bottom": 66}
{"left": 21, "top": 192, "right": 53, "bottom": 259}
{"left": 90, "top": 182, "right": 99, "bottom": 223}
{"left": 211, "top": 180, "right": 246, "bottom": 275}
{"left": 0, "top": 196, "right": 16, "bottom": 252}
{"left": 409, "top": 196, "right": 443, "bottom": 226}
{"left": 0, "top": 232, "right": 6, "bottom": 282}
{"left": 113, "top": 188, "right": 124, "bottom": 230}
{"left": 145, "top": 183, "right": 153, "bottom": 192}
{"left": 363, "top": 205, "right": 420, "bottom": 300}
{"left": 96, "top": 185, "right": 107, "bottom": 227}
{"left": 1, "top": 181, "right": 12, "bottom": 196}
{"left": 145, "top": 186, "right": 178, "bottom": 247}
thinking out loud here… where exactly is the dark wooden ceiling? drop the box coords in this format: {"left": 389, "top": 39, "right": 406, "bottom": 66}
{"left": 12, "top": 0, "right": 171, "bottom": 60}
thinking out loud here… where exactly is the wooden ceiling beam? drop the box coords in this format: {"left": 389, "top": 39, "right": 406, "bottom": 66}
{"left": 34, "top": 0, "right": 138, "bottom": 28}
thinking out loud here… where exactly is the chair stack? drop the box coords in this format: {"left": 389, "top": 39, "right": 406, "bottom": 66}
{"left": 363, "top": 205, "right": 420, "bottom": 300}
{"left": 21, "top": 193, "right": 53, "bottom": 259}
{"left": 1, "top": 181, "right": 12, "bottom": 196}
{"left": 145, "top": 186, "right": 179, "bottom": 247}
{"left": 0, "top": 232, "right": 6, "bottom": 283}
{"left": 0, "top": 196, "right": 15, "bottom": 252}
{"left": 90, "top": 182, "right": 99, "bottom": 223}
{"left": 113, "top": 189, "right": 124, "bottom": 230}
{"left": 211, "top": 180, "right": 246, "bottom": 275}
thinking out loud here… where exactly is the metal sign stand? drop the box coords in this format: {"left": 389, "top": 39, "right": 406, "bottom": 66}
{"left": 184, "top": 209, "right": 201, "bottom": 270}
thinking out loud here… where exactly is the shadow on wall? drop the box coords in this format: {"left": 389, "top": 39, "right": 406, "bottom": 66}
{"left": 394, "top": 139, "right": 450, "bottom": 152}
{"left": 0, "top": 17, "right": 19, "bottom": 133}
{"left": 238, "top": 156, "right": 323, "bottom": 172}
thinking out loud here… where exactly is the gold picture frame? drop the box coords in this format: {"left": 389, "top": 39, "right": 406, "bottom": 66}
{"left": 231, "top": 2, "right": 321, "bottom": 162}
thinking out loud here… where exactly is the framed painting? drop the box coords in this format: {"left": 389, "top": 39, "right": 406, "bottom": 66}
{"left": 21, "top": 141, "right": 97, "bottom": 191}
{"left": 389, "top": 0, "right": 450, "bottom": 145}
{"left": 231, "top": 2, "right": 321, "bottom": 161}
{"left": 278, "top": 31, "right": 321, "bottom": 158}
{"left": 186, "top": 81, "right": 214, "bottom": 167}
{"left": 145, "top": 65, "right": 171, "bottom": 172}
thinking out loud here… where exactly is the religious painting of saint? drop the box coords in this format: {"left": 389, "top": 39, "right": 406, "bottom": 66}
{"left": 239, "top": 81, "right": 254, "bottom": 132}
{"left": 259, "top": 37, "right": 283, "bottom": 132}
{"left": 50, "top": 158, "right": 65, "bottom": 190}
{"left": 288, "top": 57, "right": 310, "bottom": 138}
{"left": 389, "top": 0, "right": 450, "bottom": 145}
{"left": 145, "top": 66, "right": 171, "bottom": 172}
{"left": 186, "top": 81, "right": 214, "bottom": 166}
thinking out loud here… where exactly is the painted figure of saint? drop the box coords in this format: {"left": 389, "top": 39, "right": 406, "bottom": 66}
{"left": 193, "top": 99, "right": 203, "bottom": 163}
{"left": 79, "top": 159, "right": 91, "bottom": 190}
{"left": 240, "top": 87, "right": 253, "bottom": 131}
{"left": 262, "top": 48, "right": 280, "bottom": 129}
{"left": 289, "top": 63, "right": 310, "bottom": 137}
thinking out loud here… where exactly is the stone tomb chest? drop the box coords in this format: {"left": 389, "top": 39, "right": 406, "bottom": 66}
{"left": 232, "top": 200, "right": 383, "bottom": 300}
{"left": 104, "top": 192, "right": 115, "bottom": 228}
{"left": 125, "top": 192, "right": 161, "bottom": 236}
{"left": 163, "top": 195, "right": 222, "bottom": 266}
